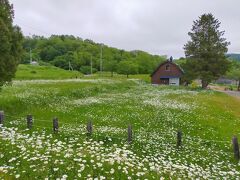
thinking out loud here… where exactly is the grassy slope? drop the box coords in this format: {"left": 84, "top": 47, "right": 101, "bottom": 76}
{"left": 15, "top": 64, "right": 82, "bottom": 80}
{"left": 15, "top": 64, "right": 151, "bottom": 82}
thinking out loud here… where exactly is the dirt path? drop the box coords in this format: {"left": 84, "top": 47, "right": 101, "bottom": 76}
{"left": 223, "top": 90, "right": 240, "bottom": 98}
{"left": 209, "top": 85, "right": 240, "bottom": 99}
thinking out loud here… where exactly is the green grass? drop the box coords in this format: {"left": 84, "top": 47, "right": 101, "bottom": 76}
{"left": 1, "top": 67, "right": 240, "bottom": 179}
{"left": 82, "top": 71, "right": 151, "bottom": 83}
{"left": 15, "top": 64, "right": 151, "bottom": 82}
{"left": 15, "top": 64, "right": 82, "bottom": 80}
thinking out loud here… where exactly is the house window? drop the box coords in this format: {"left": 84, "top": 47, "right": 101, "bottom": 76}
{"left": 165, "top": 65, "right": 170, "bottom": 71}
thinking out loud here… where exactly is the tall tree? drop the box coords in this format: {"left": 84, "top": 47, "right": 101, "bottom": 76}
{"left": 184, "top": 13, "right": 230, "bottom": 88}
{"left": 105, "top": 59, "right": 117, "bottom": 77}
{"left": 0, "top": 0, "right": 23, "bottom": 87}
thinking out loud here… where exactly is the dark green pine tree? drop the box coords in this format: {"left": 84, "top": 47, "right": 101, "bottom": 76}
{"left": 0, "top": 0, "right": 23, "bottom": 87}
{"left": 183, "top": 13, "right": 230, "bottom": 88}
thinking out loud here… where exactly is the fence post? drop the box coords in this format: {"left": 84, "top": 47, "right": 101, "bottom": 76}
{"left": 27, "top": 115, "right": 33, "bottom": 129}
{"left": 232, "top": 136, "right": 240, "bottom": 161}
{"left": 87, "top": 120, "right": 93, "bottom": 135}
{"left": 177, "top": 130, "right": 182, "bottom": 148}
{"left": 128, "top": 125, "right": 132, "bottom": 143}
{"left": 0, "top": 111, "right": 4, "bottom": 125}
{"left": 53, "top": 117, "right": 59, "bottom": 133}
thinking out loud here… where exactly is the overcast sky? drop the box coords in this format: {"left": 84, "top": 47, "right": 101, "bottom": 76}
{"left": 10, "top": 0, "right": 240, "bottom": 58}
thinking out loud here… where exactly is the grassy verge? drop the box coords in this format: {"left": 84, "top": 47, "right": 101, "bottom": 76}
{"left": 15, "top": 64, "right": 82, "bottom": 80}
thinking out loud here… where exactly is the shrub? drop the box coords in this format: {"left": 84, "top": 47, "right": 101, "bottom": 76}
{"left": 80, "top": 66, "right": 97, "bottom": 75}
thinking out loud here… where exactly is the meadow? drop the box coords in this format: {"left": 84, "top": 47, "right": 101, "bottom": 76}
{"left": 15, "top": 64, "right": 82, "bottom": 80}
{"left": 0, "top": 66, "right": 240, "bottom": 179}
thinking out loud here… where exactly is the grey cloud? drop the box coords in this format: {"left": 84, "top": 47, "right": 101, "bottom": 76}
{"left": 10, "top": 0, "right": 240, "bottom": 58}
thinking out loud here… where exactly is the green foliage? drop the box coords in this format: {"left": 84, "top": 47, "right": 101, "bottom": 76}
{"left": 51, "top": 55, "right": 69, "bottom": 69}
{"left": 174, "top": 58, "right": 186, "bottom": 66}
{"left": 226, "top": 61, "right": 240, "bottom": 90}
{"left": 227, "top": 68, "right": 240, "bottom": 81}
{"left": 0, "top": 0, "right": 23, "bottom": 87}
{"left": 21, "top": 35, "right": 165, "bottom": 75}
{"left": 183, "top": 13, "right": 230, "bottom": 88}
{"left": 104, "top": 59, "right": 118, "bottom": 77}
{"left": 117, "top": 61, "right": 138, "bottom": 78}
{"left": 190, "top": 81, "right": 198, "bottom": 89}
{"left": 80, "top": 66, "right": 97, "bottom": 75}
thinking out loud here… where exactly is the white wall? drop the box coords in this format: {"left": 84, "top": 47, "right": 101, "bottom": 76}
{"left": 169, "top": 78, "right": 180, "bottom": 86}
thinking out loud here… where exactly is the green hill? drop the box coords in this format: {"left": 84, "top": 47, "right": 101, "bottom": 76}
{"left": 226, "top": 53, "right": 240, "bottom": 61}
{"left": 22, "top": 35, "right": 166, "bottom": 75}
{"left": 15, "top": 64, "right": 82, "bottom": 80}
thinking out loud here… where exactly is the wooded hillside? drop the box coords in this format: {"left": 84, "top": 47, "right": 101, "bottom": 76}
{"left": 22, "top": 35, "right": 166, "bottom": 75}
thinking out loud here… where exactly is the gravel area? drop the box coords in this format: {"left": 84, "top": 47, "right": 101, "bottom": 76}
{"left": 223, "top": 90, "right": 240, "bottom": 98}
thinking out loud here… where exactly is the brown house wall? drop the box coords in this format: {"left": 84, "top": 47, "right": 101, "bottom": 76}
{"left": 151, "top": 62, "right": 183, "bottom": 84}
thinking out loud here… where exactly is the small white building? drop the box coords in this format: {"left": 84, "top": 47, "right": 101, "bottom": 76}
{"left": 30, "top": 61, "right": 39, "bottom": 66}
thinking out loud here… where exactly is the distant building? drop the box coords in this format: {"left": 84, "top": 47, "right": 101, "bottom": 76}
{"left": 30, "top": 60, "right": 39, "bottom": 66}
{"left": 215, "top": 77, "right": 237, "bottom": 85}
{"left": 151, "top": 58, "right": 184, "bottom": 85}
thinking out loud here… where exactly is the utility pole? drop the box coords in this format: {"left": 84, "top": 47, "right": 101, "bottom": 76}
{"left": 29, "top": 47, "right": 32, "bottom": 64}
{"left": 69, "top": 61, "right": 73, "bottom": 71}
{"left": 100, "top": 44, "right": 103, "bottom": 76}
{"left": 29, "top": 33, "right": 32, "bottom": 64}
{"left": 91, "top": 55, "right": 93, "bottom": 75}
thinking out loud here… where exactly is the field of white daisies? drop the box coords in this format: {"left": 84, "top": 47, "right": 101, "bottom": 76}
{"left": 0, "top": 78, "right": 240, "bottom": 179}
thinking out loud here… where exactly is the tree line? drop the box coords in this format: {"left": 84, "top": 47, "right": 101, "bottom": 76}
{"left": 21, "top": 35, "right": 166, "bottom": 76}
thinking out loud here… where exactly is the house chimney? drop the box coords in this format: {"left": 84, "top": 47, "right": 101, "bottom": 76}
{"left": 170, "top": 56, "right": 173, "bottom": 62}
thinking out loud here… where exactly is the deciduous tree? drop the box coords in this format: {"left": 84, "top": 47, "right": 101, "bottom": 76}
{"left": 117, "top": 61, "right": 138, "bottom": 78}
{"left": 226, "top": 62, "right": 240, "bottom": 91}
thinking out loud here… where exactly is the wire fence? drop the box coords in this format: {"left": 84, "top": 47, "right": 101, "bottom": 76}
{"left": 0, "top": 111, "right": 239, "bottom": 160}
{"left": 1, "top": 113, "right": 233, "bottom": 144}
{"left": 1, "top": 114, "right": 232, "bottom": 139}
